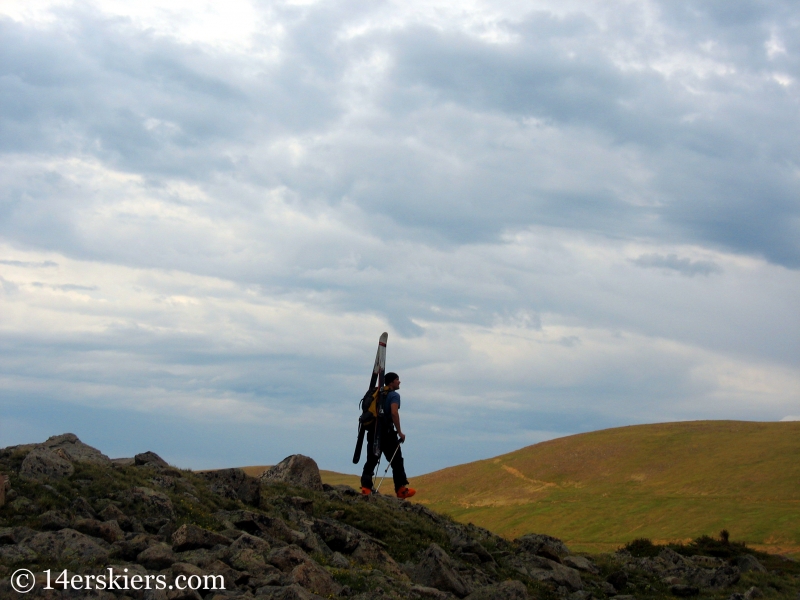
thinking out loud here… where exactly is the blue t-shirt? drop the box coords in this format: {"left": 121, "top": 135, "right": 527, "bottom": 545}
{"left": 386, "top": 390, "right": 401, "bottom": 410}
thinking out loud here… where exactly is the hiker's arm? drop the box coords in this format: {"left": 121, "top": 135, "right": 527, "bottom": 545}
{"left": 391, "top": 404, "right": 405, "bottom": 442}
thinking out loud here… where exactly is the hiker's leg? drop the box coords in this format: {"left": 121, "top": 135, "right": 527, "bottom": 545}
{"left": 382, "top": 434, "right": 408, "bottom": 492}
{"left": 360, "top": 427, "right": 379, "bottom": 489}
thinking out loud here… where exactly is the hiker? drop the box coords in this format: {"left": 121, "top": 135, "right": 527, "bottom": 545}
{"left": 361, "top": 372, "right": 416, "bottom": 498}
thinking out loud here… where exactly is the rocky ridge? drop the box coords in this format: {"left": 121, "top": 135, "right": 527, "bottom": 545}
{"left": 0, "top": 434, "right": 796, "bottom": 600}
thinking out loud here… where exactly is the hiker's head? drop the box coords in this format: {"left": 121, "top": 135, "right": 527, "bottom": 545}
{"left": 385, "top": 372, "right": 400, "bottom": 390}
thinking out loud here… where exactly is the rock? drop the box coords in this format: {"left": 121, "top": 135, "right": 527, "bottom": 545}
{"left": 351, "top": 538, "right": 407, "bottom": 578}
{"left": 112, "top": 533, "right": 158, "bottom": 560}
{"left": 692, "top": 555, "right": 725, "bottom": 568}
{"left": 41, "top": 433, "right": 111, "bottom": 464}
{"left": 228, "top": 547, "right": 272, "bottom": 574}
{"left": 686, "top": 565, "right": 740, "bottom": 590}
{"left": 736, "top": 555, "right": 767, "bottom": 573}
{"left": 39, "top": 510, "right": 70, "bottom": 531}
{"left": 671, "top": 584, "right": 700, "bottom": 597}
{"left": 410, "top": 585, "right": 457, "bottom": 600}
{"left": 172, "top": 524, "right": 232, "bottom": 552}
{"left": 117, "top": 486, "right": 176, "bottom": 521}
{"left": 255, "top": 583, "right": 327, "bottom": 600}
{"left": 268, "top": 544, "right": 316, "bottom": 572}
{"left": 744, "top": 586, "right": 763, "bottom": 600}
{"left": 72, "top": 496, "right": 97, "bottom": 519}
{"left": 312, "top": 518, "right": 362, "bottom": 554}
{"left": 74, "top": 518, "right": 125, "bottom": 543}
{"left": 19, "top": 446, "right": 74, "bottom": 481}
{"left": 563, "top": 556, "right": 599, "bottom": 574}
{"left": 510, "top": 553, "right": 583, "bottom": 591}
{"left": 290, "top": 560, "right": 343, "bottom": 596}
{"left": 98, "top": 503, "right": 135, "bottom": 530}
{"left": 24, "top": 528, "right": 110, "bottom": 564}
{"left": 221, "top": 509, "right": 302, "bottom": 543}
{"left": 0, "top": 544, "right": 38, "bottom": 565}
{"left": 198, "top": 468, "right": 260, "bottom": 506}
{"left": 607, "top": 570, "right": 628, "bottom": 591}
{"left": 409, "top": 543, "right": 474, "bottom": 598}
{"left": 261, "top": 455, "right": 323, "bottom": 491}
{"left": 464, "top": 580, "right": 529, "bottom": 600}
{"left": 330, "top": 551, "right": 350, "bottom": 569}
{"left": 229, "top": 532, "right": 271, "bottom": 554}
{"left": 135, "top": 451, "right": 169, "bottom": 467}
{"left": 516, "top": 534, "right": 570, "bottom": 561}
{"left": 137, "top": 542, "right": 178, "bottom": 569}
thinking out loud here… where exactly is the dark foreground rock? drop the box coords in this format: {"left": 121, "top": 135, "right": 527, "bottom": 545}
{"left": 0, "top": 434, "right": 792, "bottom": 600}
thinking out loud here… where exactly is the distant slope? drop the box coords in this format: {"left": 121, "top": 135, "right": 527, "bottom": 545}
{"left": 412, "top": 421, "right": 800, "bottom": 556}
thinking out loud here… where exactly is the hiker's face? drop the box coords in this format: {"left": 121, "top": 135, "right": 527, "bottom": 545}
{"left": 389, "top": 378, "right": 400, "bottom": 390}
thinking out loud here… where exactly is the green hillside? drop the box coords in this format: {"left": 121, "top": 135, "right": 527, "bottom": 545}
{"left": 412, "top": 421, "right": 800, "bottom": 557}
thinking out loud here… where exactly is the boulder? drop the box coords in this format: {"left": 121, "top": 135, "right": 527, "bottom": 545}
{"left": 268, "top": 544, "right": 315, "bottom": 572}
{"left": 607, "top": 570, "right": 628, "bottom": 591}
{"left": 39, "top": 510, "right": 70, "bottom": 531}
{"left": 73, "top": 518, "right": 125, "bottom": 543}
{"left": 0, "top": 544, "right": 38, "bottom": 565}
{"left": 137, "top": 542, "right": 177, "bottom": 569}
{"left": 41, "top": 433, "right": 111, "bottom": 464}
{"left": 72, "top": 496, "right": 97, "bottom": 519}
{"left": 464, "top": 580, "right": 529, "bottom": 600}
{"left": 111, "top": 533, "right": 158, "bottom": 561}
{"left": 117, "top": 486, "right": 176, "bottom": 520}
{"left": 135, "top": 450, "right": 169, "bottom": 467}
{"left": 516, "top": 534, "right": 570, "bottom": 561}
{"left": 736, "top": 555, "right": 767, "bottom": 573}
{"left": 199, "top": 468, "right": 260, "bottom": 506}
{"left": 351, "top": 538, "right": 407, "bottom": 578}
{"left": 510, "top": 553, "right": 583, "bottom": 591}
{"left": 290, "top": 560, "right": 343, "bottom": 596}
{"left": 686, "top": 565, "right": 740, "bottom": 590}
{"left": 671, "top": 584, "right": 700, "bottom": 597}
{"left": 220, "top": 509, "right": 302, "bottom": 543}
{"left": 229, "top": 532, "right": 271, "bottom": 555}
{"left": 24, "top": 528, "right": 109, "bottom": 564}
{"left": 409, "top": 543, "right": 474, "bottom": 598}
{"left": 563, "top": 555, "right": 599, "bottom": 574}
{"left": 19, "top": 447, "right": 74, "bottom": 481}
{"left": 172, "top": 524, "right": 232, "bottom": 552}
{"left": 254, "top": 583, "right": 327, "bottom": 600}
{"left": 261, "top": 455, "right": 323, "bottom": 491}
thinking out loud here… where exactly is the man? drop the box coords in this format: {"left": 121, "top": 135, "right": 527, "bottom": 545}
{"left": 361, "top": 372, "right": 416, "bottom": 498}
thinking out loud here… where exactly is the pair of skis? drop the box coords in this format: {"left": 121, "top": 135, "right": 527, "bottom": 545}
{"left": 352, "top": 332, "right": 387, "bottom": 464}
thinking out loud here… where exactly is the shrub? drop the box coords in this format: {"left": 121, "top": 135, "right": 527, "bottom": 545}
{"left": 622, "top": 538, "right": 662, "bottom": 558}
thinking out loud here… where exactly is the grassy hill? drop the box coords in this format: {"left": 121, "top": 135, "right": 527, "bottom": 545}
{"left": 410, "top": 421, "right": 800, "bottom": 557}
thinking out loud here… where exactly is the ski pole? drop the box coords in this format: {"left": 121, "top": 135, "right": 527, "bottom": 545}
{"left": 374, "top": 441, "right": 402, "bottom": 493}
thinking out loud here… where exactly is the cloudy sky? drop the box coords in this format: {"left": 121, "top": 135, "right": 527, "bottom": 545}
{"left": 1, "top": 0, "right": 798, "bottom": 475}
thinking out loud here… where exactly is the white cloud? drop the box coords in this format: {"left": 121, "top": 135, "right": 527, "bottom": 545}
{"left": 1, "top": 0, "right": 799, "bottom": 472}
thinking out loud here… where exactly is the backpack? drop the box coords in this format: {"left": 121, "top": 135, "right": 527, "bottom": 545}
{"left": 359, "top": 386, "right": 390, "bottom": 427}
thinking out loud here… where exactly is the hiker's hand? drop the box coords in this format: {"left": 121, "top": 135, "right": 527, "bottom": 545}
{"left": 398, "top": 432, "right": 406, "bottom": 443}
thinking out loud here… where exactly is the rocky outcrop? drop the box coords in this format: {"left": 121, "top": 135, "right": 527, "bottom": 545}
{"left": 172, "top": 523, "right": 232, "bottom": 551}
{"left": 261, "top": 455, "right": 323, "bottom": 491}
{"left": 20, "top": 446, "right": 75, "bottom": 481}
{"left": 199, "top": 467, "right": 260, "bottom": 505}
{"left": 0, "top": 434, "right": 784, "bottom": 600}
{"left": 465, "top": 580, "right": 529, "bottom": 600}
{"left": 409, "top": 543, "right": 474, "bottom": 597}
{"left": 135, "top": 450, "right": 169, "bottom": 467}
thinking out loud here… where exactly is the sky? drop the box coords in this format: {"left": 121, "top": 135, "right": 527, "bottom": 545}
{"left": 0, "top": 0, "right": 798, "bottom": 475}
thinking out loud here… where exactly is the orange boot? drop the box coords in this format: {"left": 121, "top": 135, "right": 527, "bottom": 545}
{"left": 396, "top": 486, "right": 416, "bottom": 499}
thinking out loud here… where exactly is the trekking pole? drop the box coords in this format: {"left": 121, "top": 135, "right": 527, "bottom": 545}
{"left": 374, "top": 441, "right": 402, "bottom": 493}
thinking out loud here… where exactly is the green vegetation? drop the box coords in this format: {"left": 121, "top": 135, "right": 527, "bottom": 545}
{"left": 411, "top": 421, "right": 800, "bottom": 556}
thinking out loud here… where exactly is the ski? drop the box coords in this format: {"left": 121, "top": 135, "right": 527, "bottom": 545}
{"left": 352, "top": 332, "right": 388, "bottom": 464}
